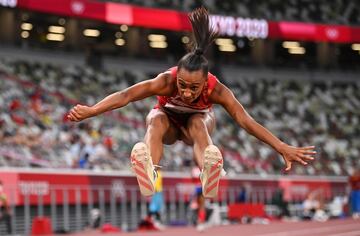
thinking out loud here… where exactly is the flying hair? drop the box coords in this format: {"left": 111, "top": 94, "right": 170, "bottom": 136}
{"left": 177, "top": 7, "right": 218, "bottom": 75}
{"left": 188, "top": 6, "right": 218, "bottom": 56}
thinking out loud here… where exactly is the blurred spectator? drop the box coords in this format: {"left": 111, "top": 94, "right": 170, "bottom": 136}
{"left": 87, "top": 208, "right": 102, "bottom": 229}
{"left": 271, "top": 188, "right": 290, "bottom": 218}
{"left": 328, "top": 196, "right": 347, "bottom": 219}
{"left": 0, "top": 59, "right": 359, "bottom": 177}
{"left": 236, "top": 183, "right": 252, "bottom": 204}
{"left": 138, "top": 169, "right": 165, "bottom": 232}
{"left": 236, "top": 186, "right": 247, "bottom": 203}
{"left": 0, "top": 181, "right": 12, "bottom": 235}
{"left": 302, "top": 189, "right": 329, "bottom": 222}
{"left": 188, "top": 167, "right": 207, "bottom": 231}
{"left": 194, "top": 185, "right": 206, "bottom": 231}
{"left": 188, "top": 167, "right": 203, "bottom": 226}
{"left": 349, "top": 168, "right": 360, "bottom": 219}
{"left": 148, "top": 170, "right": 165, "bottom": 230}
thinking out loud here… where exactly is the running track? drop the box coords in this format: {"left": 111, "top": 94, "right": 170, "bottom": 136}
{"left": 66, "top": 218, "right": 360, "bottom": 236}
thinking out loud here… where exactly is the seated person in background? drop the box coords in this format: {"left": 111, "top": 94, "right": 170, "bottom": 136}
{"left": 302, "top": 189, "right": 328, "bottom": 222}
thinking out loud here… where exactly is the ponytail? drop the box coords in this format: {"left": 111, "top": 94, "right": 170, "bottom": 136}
{"left": 178, "top": 7, "right": 218, "bottom": 75}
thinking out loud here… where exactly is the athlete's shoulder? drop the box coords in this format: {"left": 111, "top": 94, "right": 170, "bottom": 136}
{"left": 152, "top": 69, "right": 176, "bottom": 95}
{"left": 166, "top": 66, "right": 178, "bottom": 79}
{"left": 209, "top": 80, "right": 232, "bottom": 104}
{"left": 207, "top": 71, "right": 218, "bottom": 82}
{"left": 207, "top": 72, "right": 219, "bottom": 93}
{"left": 159, "top": 68, "right": 176, "bottom": 84}
{"left": 154, "top": 67, "right": 173, "bottom": 80}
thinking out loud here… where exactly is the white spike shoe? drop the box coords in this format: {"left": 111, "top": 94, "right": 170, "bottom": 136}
{"left": 130, "top": 142, "right": 156, "bottom": 196}
{"left": 200, "top": 145, "right": 224, "bottom": 198}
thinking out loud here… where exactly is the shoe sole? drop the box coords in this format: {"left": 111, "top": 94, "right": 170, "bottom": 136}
{"left": 130, "top": 142, "right": 155, "bottom": 196}
{"left": 201, "top": 145, "right": 223, "bottom": 198}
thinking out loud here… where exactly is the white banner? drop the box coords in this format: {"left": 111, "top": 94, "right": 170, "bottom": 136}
{"left": 210, "top": 15, "right": 268, "bottom": 39}
{"left": 0, "top": 0, "right": 17, "bottom": 8}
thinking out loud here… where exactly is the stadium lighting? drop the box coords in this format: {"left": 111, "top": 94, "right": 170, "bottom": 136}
{"left": 237, "top": 40, "right": 245, "bottom": 48}
{"left": 215, "top": 38, "right": 233, "bottom": 46}
{"left": 181, "top": 36, "right": 190, "bottom": 44}
{"left": 115, "top": 32, "right": 123, "bottom": 38}
{"left": 58, "top": 18, "right": 66, "bottom": 26}
{"left": 148, "top": 34, "right": 167, "bottom": 48}
{"left": 120, "top": 25, "right": 128, "bottom": 32}
{"left": 21, "top": 31, "right": 29, "bottom": 39}
{"left": 288, "top": 47, "right": 306, "bottom": 54}
{"left": 219, "top": 44, "right": 236, "bottom": 52}
{"left": 149, "top": 41, "right": 168, "bottom": 49}
{"left": 48, "top": 26, "right": 66, "bottom": 34}
{"left": 83, "top": 29, "right": 100, "bottom": 37}
{"left": 115, "top": 38, "right": 125, "bottom": 46}
{"left": 148, "top": 34, "right": 166, "bottom": 42}
{"left": 21, "top": 23, "right": 33, "bottom": 31}
{"left": 46, "top": 33, "right": 65, "bottom": 41}
{"left": 21, "top": 13, "right": 29, "bottom": 21}
{"left": 282, "top": 41, "right": 300, "bottom": 48}
{"left": 351, "top": 44, "right": 360, "bottom": 51}
{"left": 215, "top": 38, "right": 236, "bottom": 52}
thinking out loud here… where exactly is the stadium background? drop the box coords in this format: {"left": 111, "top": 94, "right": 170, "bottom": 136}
{"left": 0, "top": 0, "right": 359, "bottom": 235}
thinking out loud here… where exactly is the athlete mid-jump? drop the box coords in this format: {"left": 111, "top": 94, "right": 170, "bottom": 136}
{"left": 68, "top": 7, "right": 316, "bottom": 198}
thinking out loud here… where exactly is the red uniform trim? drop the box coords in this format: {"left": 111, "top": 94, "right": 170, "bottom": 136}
{"left": 155, "top": 66, "right": 218, "bottom": 128}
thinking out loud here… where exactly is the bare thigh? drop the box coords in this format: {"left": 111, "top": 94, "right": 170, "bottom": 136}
{"left": 180, "top": 111, "right": 216, "bottom": 145}
{"left": 146, "top": 109, "right": 181, "bottom": 145}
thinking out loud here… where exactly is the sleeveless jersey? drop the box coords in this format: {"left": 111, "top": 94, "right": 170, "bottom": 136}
{"left": 156, "top": 67, "right": 218, "bottom": 114}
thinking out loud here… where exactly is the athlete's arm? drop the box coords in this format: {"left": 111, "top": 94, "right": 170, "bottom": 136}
{"left": 210, "top": 81, "right": 316, "bottom": 171}
{"left": 68, "top": 72, "right": 174, "bottom": 122}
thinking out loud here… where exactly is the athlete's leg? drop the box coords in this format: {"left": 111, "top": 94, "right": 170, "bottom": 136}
{"left": 144, "top": 109, "right": 180, "bottom": 165}
{"left": 183, "top": 112, "right": 215, "bottom": 169}
{"left": 131, "top": 109, "right": 180, "bottom": 196}
{"left": 184, "top": 111, "right": 224, "bottom": 198}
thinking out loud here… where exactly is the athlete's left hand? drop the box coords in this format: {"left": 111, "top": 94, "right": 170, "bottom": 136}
{"left": 278, "top": 144, "right": 316, "bottom": 171}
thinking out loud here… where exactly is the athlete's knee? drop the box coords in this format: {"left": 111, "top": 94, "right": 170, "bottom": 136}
{"left": 147, "top": 112, "right": 169, "bottom": 130}
{"left": 187, "top": 114, "right": 207, "bottom": 134}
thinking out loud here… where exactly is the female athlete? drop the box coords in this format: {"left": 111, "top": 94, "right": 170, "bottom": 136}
{"left": 68, "top": 7, "right": 316, "bottom": 198}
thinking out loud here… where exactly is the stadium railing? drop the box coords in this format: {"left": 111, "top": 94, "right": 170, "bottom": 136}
{"left": 2, "top": 183, "right": 347, "bottom": 235}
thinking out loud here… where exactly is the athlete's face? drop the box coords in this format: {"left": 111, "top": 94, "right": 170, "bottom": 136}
{"left": 177, "top": 68, "right": 206, "bottom": 104}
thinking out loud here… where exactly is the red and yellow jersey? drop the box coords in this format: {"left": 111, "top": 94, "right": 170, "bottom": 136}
{"left": 0, "top": 189, "right": 8, "bottom": 208}
{"left": 156, "top": 67, "right": 218, "bottom": 114}
{"left": 154, "top": 170, "right": 163, "bottom": 193}
{"left": 350, "top": 174, "right": 360, "bottom": 190}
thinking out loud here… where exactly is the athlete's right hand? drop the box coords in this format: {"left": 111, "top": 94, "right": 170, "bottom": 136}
{"left": 67, "top": 104, "right": 95, "bottom": 122}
